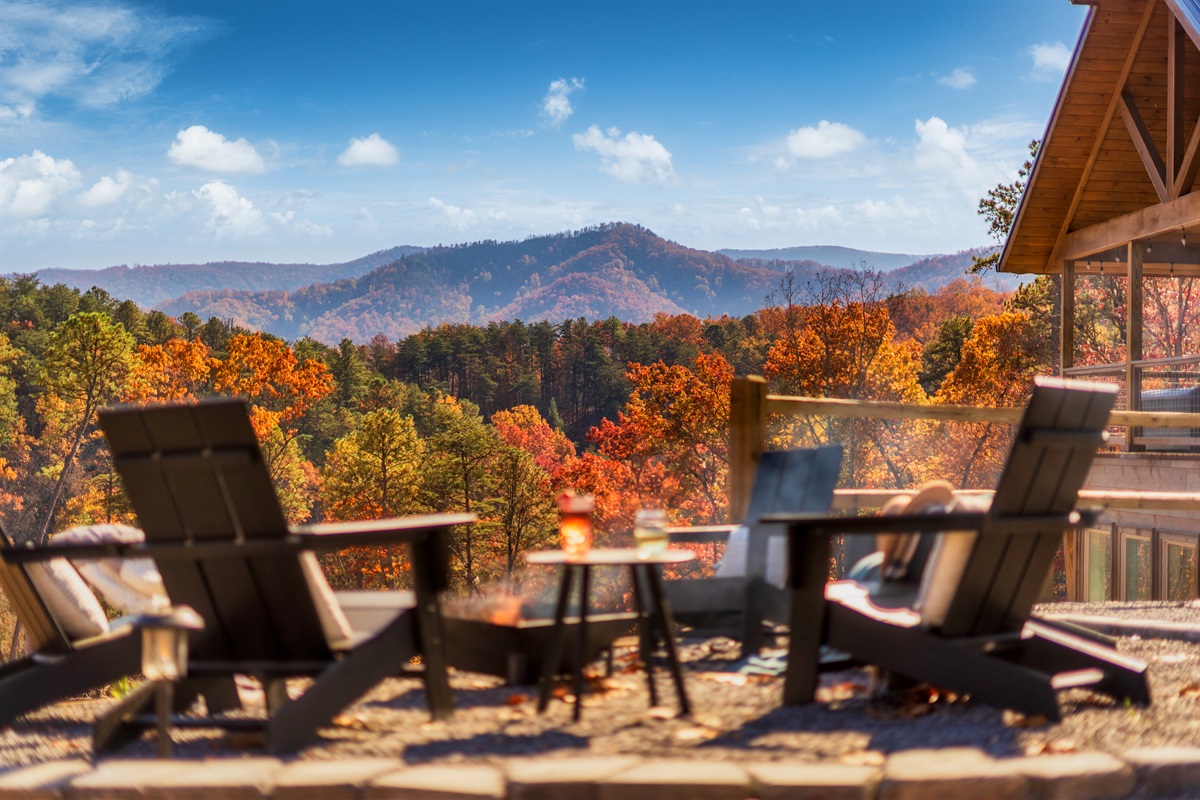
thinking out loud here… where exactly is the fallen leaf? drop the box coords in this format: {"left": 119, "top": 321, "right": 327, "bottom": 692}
{"left": 697, "top": 672, "right": 748, "bottom": 686}
{"left": 1009, "top": 713, "right": 1051, "bottom": 728}
{"left": 1157, "top": 653, "right": 1190, "bottom": 664}
{"left": 674, "top": 726, "right": 718, "bottom": 742}
{"left": 1025, "top": 739, "right": 1077, "bottom": 756}
{"left": 507, "top": 693, "right": 529, "bottom": 706}
{"left": 1178, "top": 682, "right": 1200, "bottom": 698}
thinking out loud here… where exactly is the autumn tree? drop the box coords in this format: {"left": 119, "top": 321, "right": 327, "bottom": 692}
{"left": 124, "top": 338, "right": 212, "bottom": 403}
{"left": 972, "top": 140, "right": 1039, "bottom": 274}
{"left": 762, "top": 271, "right": 926, "bottom": 488}
{"left": 490, "top": 404, "right": 576, "bottom": 480}
{"left": 35, "top": 312, "right": 133, "bottom": 542}
{"left": 422, "top": 396, "right": 500, "bottom": 589}
{"left": 210, "top": 332, "right": 333, "bottom": 521}
{"left": 477, "top": 445, "right": 557, "bottom": 578}
{"left": 320, "top": 408, "right": 424, "bottom": 588}
{"left": 930, "top": 311, "right": 1049, "bottom": 488}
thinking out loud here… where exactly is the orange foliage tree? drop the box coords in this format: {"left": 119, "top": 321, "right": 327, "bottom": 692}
{"left": 124, "top": 338, "right": 212, "bottom": 403}
{"left": 929, "top": 310, "right": 1049, "bottom": 488}
{"left": 210, "top": 333, "right": 333, "bottom": 522}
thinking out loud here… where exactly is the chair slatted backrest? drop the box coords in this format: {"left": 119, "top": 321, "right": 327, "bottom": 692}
{"left": 100, "top": 400, "right": 332, "bottom": 664}
{"left": 941, "top": 378, "right": 1116, "bottom": 638}
{"left": 746, "top": 447, "right": 843, "bottom": 520}
{"left": 744, "top": 446, "right": 843, "bottom": 579}
{"left": 0, "top": 526, "right": 71, "bottom": 655}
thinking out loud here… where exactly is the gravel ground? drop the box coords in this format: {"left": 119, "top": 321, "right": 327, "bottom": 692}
{"left": 1, "top": 601, "right": 1197, "bottom": 768}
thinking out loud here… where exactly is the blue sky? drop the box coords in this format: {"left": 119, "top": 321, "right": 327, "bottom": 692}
{"left": 1, "top": 0, "right": 1087, "bottom": 271}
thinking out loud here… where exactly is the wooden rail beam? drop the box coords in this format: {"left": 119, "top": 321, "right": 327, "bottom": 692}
{"left": 831, "top": 488, "right": 1200, "bottom": 513}
{"left": 763, "top": 394, "right": 1200, "bottom": 430}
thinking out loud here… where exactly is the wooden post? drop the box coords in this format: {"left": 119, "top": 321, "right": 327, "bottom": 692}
{"left": 1063, "top": 530, "right": 1078, "bottom": 601}
{"left": 1061, "top": 260, "right": 1075, "bottom": 373}
{"left": 1060, "top": 258, "right": 1077, "bottom": 598}
{"left": 728, "top": 376, "right": 768, "bottom": 524}
{"left": 1126, "top": 241, "right": 1144, "bottom": 451}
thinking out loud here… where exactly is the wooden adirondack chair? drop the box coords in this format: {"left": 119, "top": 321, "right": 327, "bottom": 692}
{"left": 774, "top": 378, "right": 1150, "bottom": 720}
{"left": 665, "top": 445, "right": 842, "bottom": 655}
{"left": 68, "top": 398, "right": 473, "bottom": 754}
{"left": 0, "top": 525, "right": 144, "bottom": 725}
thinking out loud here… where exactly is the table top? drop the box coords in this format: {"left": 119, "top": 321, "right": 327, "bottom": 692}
{"left": 526, "top": 547, "right": 695, "bottom": 566}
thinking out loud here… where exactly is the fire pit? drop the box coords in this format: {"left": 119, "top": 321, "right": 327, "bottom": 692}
{"left": 442, "top": 612, "right": 636, "bottom": 685}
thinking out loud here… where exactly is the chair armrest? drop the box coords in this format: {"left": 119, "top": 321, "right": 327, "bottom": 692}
{"left": 292, "top": 513, "right": 475, "bottom": 550}
{"left": 763, "top": 509, "right": 1086, "bottom": 539}
{"left": 761, "top": 511, "right": 988, "bottom": 538}
{"left": 666, "top": 524, "right": 739, "bottom": 544}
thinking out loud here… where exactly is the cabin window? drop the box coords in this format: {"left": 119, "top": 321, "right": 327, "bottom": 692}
{"left": 1161, "top": 535, "right": 1198, "bottom": 602}
{"left": 1120, "top": 532, "right": 1153, "bottom": 601}
{"left": 1083, "top": 527, "right": 1112, "bottom": 602}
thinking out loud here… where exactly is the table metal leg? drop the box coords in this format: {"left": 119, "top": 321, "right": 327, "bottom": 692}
{"left": 645, "top": 564, "right": 691, "bottom": 716}
{"left": 573, "top": 565, "right": 591, "bottom": 722}
{"left": 538, "top": 565, "right": 575, "bottom": 713}
{"left": 630, "top": 564, "right": 659, "bottom": 707}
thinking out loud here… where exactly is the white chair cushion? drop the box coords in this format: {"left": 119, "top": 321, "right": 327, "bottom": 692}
{"left": 913, "top": 493, "right": 991, "bottom": 627}
{"left": 26, "top": 558, "right": 109, "bottom": 641}
{"left": 299, "top": 552, "right": 355, "bottom": 646}
{"left": 51, "top": 524, "right": 168, "bottom": 614}
{"left": 713, "top": 525, "right": 787, "bottom": 588}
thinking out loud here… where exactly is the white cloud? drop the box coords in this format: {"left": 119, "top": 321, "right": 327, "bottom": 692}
{"left": 0, "top": 1, "right": 213, "bottom": 119}
{"left": 542, "top": 77, "right": 584, "bottom": 128}
{"left": 168, "top": 125, "right": 265, "bottom": 174}
{"left": 777, "top": 121, "right": 866, "bottom": 169}
{"left": 429, "top": 196, "right": 477, "bottom": 229}
{"left": 672, "top": 203, "right": 687, "bottom": 216}
{"left": 0, "top": 150, "right": 81, "bottom": 216}
{"left": 572, "top": 125, "right": 675, "bottom": 184}
{"left": 854, "top": 197, "right": 924, "bottom": 223}
{"left": 912, "top": 116, "right": 1007, "bottom": 197}
{"left": 1028, "top": 41, "right": 1070, "bottom": 81}
{"left": 270, "top": 210, "right": 333, "bottom": 236}
{"left": 795, "top": 205, "right": 845, "bottom": 228}
{"left": 938, "top": 68, "right": 976, "bottom": 89}
{"left": 337, "top": 133, "right": 399, "bottom": 167}
{"left": 78, "top": 169, "right": 134, "bottom": 207}
{"left": 193, "top": 181, "right": 267, "bottom": 238}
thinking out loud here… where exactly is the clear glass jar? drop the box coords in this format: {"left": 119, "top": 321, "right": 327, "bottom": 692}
{"left": 633, "top": 508, "right": 669, "bottom": 556}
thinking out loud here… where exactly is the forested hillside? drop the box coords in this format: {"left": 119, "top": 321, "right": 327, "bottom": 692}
{"left": 154, "top": 224, "right": 782, "bottom": 342}
{"left": 147, "top": 225, "right": 1014, "bottom": 343}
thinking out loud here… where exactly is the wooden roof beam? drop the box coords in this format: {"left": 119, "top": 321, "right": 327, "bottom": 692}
{"left": 1119, "top": 91, "right": 1170, "bottom": 203}
{"left": 1039, "top": 0, "right": 1158, "bottom": 272}
{"left": 1056, "top": 191, "right": 1200, "bottom": 261}
{"left": 1177, "top": 110, "right": 1200, "bottom": 195}
{"left": 1168, "top": 12, "right": 1185, "bottom": 195}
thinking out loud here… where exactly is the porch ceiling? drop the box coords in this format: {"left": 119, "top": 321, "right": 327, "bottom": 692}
{"left": 1000, "top": 0, "right": 1200, "bottom": 277}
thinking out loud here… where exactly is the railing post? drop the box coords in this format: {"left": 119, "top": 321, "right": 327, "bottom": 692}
{"left": 1126, "top": 240, "right": 1145, "bottom": 451}
{"left": 729, "top": 376, "right": 768, "bottom": 524}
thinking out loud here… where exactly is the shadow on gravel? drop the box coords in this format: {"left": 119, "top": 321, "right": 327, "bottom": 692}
{"left": 701, "top": 700, "right": 1029, "bottom": 759}
{"left": 402, "top": 730, "right": 588, "bottom": 763}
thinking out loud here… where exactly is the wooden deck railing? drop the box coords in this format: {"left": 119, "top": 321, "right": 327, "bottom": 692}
{"left": 728, "top": 375, "right": 1200, "bottom": 523}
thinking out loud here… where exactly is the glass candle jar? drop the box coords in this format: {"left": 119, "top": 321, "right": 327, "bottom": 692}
{"left": 557, "top": 492, "right": 595, "bottom": 558}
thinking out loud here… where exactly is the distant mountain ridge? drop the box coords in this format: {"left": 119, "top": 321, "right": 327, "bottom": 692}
{"left": 16, "top": 225, "right": 1017, "bottom": 343}
{"left": 25, "top": 245, "right": 425, "bottom": 308}
{"left": 719, "top": 245, "right": 928, "bottom": 271}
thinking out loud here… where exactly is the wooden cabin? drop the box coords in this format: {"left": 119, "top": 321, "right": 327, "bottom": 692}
{"left": 998, "top": 0, "right": 1199, "bottom": 601}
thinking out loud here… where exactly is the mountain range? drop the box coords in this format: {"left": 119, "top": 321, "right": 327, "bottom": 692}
{"left": 15, "top": 224, "right": 1019, "bottom": 343}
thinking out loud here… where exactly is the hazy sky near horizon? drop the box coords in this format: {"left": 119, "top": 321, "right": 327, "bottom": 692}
{"left": 1, "top": 0, "right": 1087, "bottom": 271}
